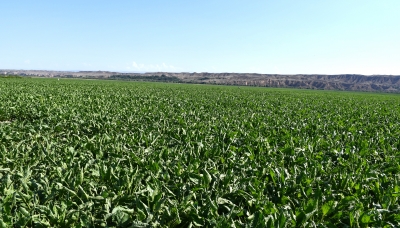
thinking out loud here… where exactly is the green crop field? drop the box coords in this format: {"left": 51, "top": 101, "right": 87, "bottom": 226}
{"left": 1, "top": 78, "right": 400, "bottom": 227}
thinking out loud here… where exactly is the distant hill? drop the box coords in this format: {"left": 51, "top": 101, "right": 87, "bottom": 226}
{"left": 2, "top": 69, "right": 400, "bottom": 92}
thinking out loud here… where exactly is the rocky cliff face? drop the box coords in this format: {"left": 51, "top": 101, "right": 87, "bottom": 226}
{"left": 3, "top": 70, "right": 400, "bottom": 92}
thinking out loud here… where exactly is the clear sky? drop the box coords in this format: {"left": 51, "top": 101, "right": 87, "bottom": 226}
{"left": 1, "top": 1, "right": 399, "bottom": 74}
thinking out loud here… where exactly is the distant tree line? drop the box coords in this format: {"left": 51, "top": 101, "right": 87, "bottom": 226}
{"left": 0, "top": 75, "right": 25, "bottom": 78}
{"left": 109, "top": 74, "right": 182, "bottom": 82}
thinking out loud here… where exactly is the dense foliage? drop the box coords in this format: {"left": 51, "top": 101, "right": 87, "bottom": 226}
{"left": 1, "top": 78, "right": 400, "bottom": 227}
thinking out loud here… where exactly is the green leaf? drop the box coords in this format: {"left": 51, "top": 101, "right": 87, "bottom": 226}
{"left": 321, "top": 201, "right": 334, "bottom": 216}
{"left": 361, "top": 213, "right": 372, "bottom": 224}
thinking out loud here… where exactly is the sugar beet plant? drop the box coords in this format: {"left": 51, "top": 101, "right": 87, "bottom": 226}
{"left": 1, "top": 78, "right": 400, "bottom": 227}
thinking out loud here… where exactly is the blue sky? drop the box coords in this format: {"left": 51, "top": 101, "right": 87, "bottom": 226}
{"left": 1, "top": 1, "right": 399, "bottom": 74}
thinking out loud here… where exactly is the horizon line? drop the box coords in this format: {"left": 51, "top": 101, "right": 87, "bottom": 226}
{"left": 1, "top": 69, "right": 399, "bottom": 76}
